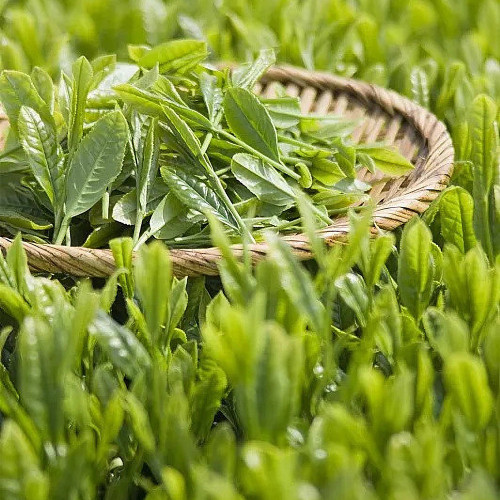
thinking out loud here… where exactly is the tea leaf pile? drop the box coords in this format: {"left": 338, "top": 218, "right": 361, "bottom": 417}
{"left": 0, "top": 45, "right": 411, "bottom": 248}
{"left": 0, "top": 1, "right": 499, "bottom": 499}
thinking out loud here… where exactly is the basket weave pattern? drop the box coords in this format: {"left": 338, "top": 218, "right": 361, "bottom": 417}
{"left": 0, "top": 66, "right": 454, "bottom": 277}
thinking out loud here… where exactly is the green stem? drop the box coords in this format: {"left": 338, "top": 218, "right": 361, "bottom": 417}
{"left": 215, "top": 166, "right": 232, "bottom": 176}
{"left": 54, "top": 216, "right": 70, "bottom": 245}
{"left": 278, "top": 133, "right": 330, "bottom": 151}
{"left": 53, "top": 208, "right": 62, "bottom": 244}
{"left": 198, "top": 133, "right": 255, "bottom": 243}
{"left": 65, "top": 226, "right": 71, "bottom": 246}
{"left": 132, "top": 210, "right": 144, "bottom": 246}
{"left": 205, "top": 166, "right": 255, "bottom": 243}
{"left": 282, "top": 155, "right": 312, "bottom": 166}
{"left": 101, "top": 190, "right": 110, "bottom": 220}
{"left": 216, "top": 129, "right": 301, "bottom": 181}
{"left": 134, "top": 228, "right": 152, "bottom": 251}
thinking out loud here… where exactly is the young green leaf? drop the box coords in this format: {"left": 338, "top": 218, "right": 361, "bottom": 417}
{"left": 200, "top": 73, "right": 223, "bottom": 124}
{"left": 469, "top": 94, "right": 498, "bottom": 261}
{"left": 358, "top": 146, "right": 414, "bottom": 176}
{"left": 89, "top": 311, "right": 151, "bottom": 379}
{"left": 161, "top": 166, "right": 238, "bottom": 231}
{"left": 109, "top": 237, "right": 134, "bottom": 299}
{"left": 31, "top": 66, "right": 54, "bottom": 112}
{"left": 133, "top": 116, "right": 160, "bottom": 242}
{"left": 231, "top": 48, "right": 276, "bottom": 90}
{"left": 134, "top": 241, "right": 172, "bottom": 346}
{"left": 67, "top": 56, "right": 93, "bottom": 153}
{"left": 439, "top": 186, "right": 476, "bottom": 253}
{"left": 444, "top": 352, "right": 493, "bottom": 430}
{"left": 231, "top": 153, "right": 295, "bottom": 206}
{"left": 223, "top": 87, "right": 280, "bottom": 162}
{"left": 397, "top": 218, "right": 434, "bottom": 320}
{"left": 138, "top": 39, "right": 208, "bottom": 74}
{"left": 18, "top": 106, "right": 62, "bottom": 207}
{"left": 64, "top": 110, "right": 128, "bottom": 220}
{"left": 0, "top": 70, "right": 53, "bottom": 134}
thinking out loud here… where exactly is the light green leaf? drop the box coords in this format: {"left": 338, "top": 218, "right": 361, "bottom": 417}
{"left": 65, "top": 111, "right": 128, "bottom": 219}
{"left": 444, "top": 352, "right": 493, "bottom": 430}
{"left": 135, "top": 116, "right": 160, "bottom": 220}
{"left": 0, "top": 284, "right": 29, "bottom": 322}
{"left": 397, "top": 218, "right": 434, "bottom": 319}
{"left": 138, "top": 39, "right": 207, "bottom": 74}
{"left": 410, "top": 67, "right": 429, "bottom": 108}
{"left": 335, "top": 273, "right": 369, "bottom": 326}
{"left": 0, "top": 70, "right": 52, "bottom": 134}
{"left": 67, "top": 56, "right": 93, "bottom": 153}
{"left": 231, "top": 153, "right": 295, "bottom": 206}
{"left": 267, "top": 233, "right": 325, "bottom": 333}
{"left": 112, "top": 181, "right": 168, "bottom": 225}
{"left": 0, "top": 421, "right": 48, "bottom": 500}
{"left": 18, "top": 106, "right": 62, "bottom": 207}
{"left": 150, "top": 193, "right": 201, "bottom": 239}
{"left": 200, "top": 72, "right": 223, "bottom": 124}
{"left": 263, "top": 96, "right": 301, "bottom": 129}
{"left": 89, "top": 311, "right": 151, "bottom": 379}
{"left": 439, "top": 186, "right": 476, "bottom": 253}
{"left": 134, "top": 241, "right": 172, "bottom": 346}
{"left": 231, "top": 48, "right": 276, "bottom": 90}
{"left": 224, "top": 87, "right": 280, "bottom": 162}
{"left": 123, "top": 392, "right": 155, "bottom": 452}
{"left": 310, "top": 157, "right": 346, "bottom": 185}
{"left": 470, "top": 94, "right": 498, "bottom": 260}
{"left": 31, "top": 67, "right": 54, "bottom": 112}
{"left": 18, "top": 316, "right": 65, "bottom": 443}
{"left": 109, "top": 237, "right": 134, "bottom": 299}
{"left": 161, "top": 166, "right": 238, "bottom": 231}
{"left": 359, "top": 146, "right": 414, "bottom": 176}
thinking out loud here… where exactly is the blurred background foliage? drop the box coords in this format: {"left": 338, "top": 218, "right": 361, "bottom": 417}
{"left": 0, "top": 1, "right": 499, "bottom": 499}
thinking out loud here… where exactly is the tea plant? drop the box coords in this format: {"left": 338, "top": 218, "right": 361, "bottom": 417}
{"left": 0, "top": 206, "right": 499, "bottom": 498}
{"left": 0, "top": 1, "right": 498, "bottom": 499}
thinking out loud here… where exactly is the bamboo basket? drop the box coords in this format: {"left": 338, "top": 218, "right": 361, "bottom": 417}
{"left": 0, "top": 66, "right": 454, "bottom": 277}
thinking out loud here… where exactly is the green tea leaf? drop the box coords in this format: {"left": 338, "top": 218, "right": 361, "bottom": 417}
{"left": 231, "top": 153, "right": 295, "bottom": 206}
{"left": 0, "top": 70, "right": 52, "bottom": 134}
{"left": 136, "top": 117, "right": 160, "bottom": 211}
{"left": 469, "top": 94, "right": 498, "bottom": 260}
{"left": 439, "top": 186, "right": 476, "bottom": 253}
{"left": 444, "top": 352, "right": 493, "bottom": 430}
{"left": 31, "top": 66, "right": 54, "bottom": 112}
{"left": 263, "top": 96, "right": 301, "bottom": 129}
{"left": 267, "top": 233, "right": 325, "bottom": 333}
{"left": 0, "top": 421, "right": 48, "bottom": 500}
{"left": 90, "top": 311, "right": 151, "bottom": 379}
{"left": 67, "top": 56, "right": 93, "bottom": 153}
{"left": 138, "top": 39, "right": 208, "bottom": 74}
{"left": 65, "top": 110, "right": 128, "bottom": 219}
{"left": 200, "top": 72, "right": 223, "bottom": 124}
{"left": 397, "top": 218, "right": 434, "bottom": 319}
{"left": 161, "top": 166, "right": 238, "bottom": 231}
{"left": 109, "top": 237, "right": 134, "bottom": 299}
{"left": 231, "top": 48, "right": 276, "bottom": 90}
{"left": 18, "top": 106, "right": 62, "bottom": 207}
{"left": 359, "top": 146, "right": 414, "bottom": 176}
{"left": 224, "top": 87, "right": 280, "bottom": 162}
{"left": 18, "top": 316, "right": 65, "bottom": 443}
{"left": 134, "top": 241, "right": 172, "bottom": 346}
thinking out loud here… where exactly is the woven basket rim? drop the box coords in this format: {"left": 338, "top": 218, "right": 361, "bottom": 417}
{"left": 0, "top": 65, "right": 454, "bottom": 278}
